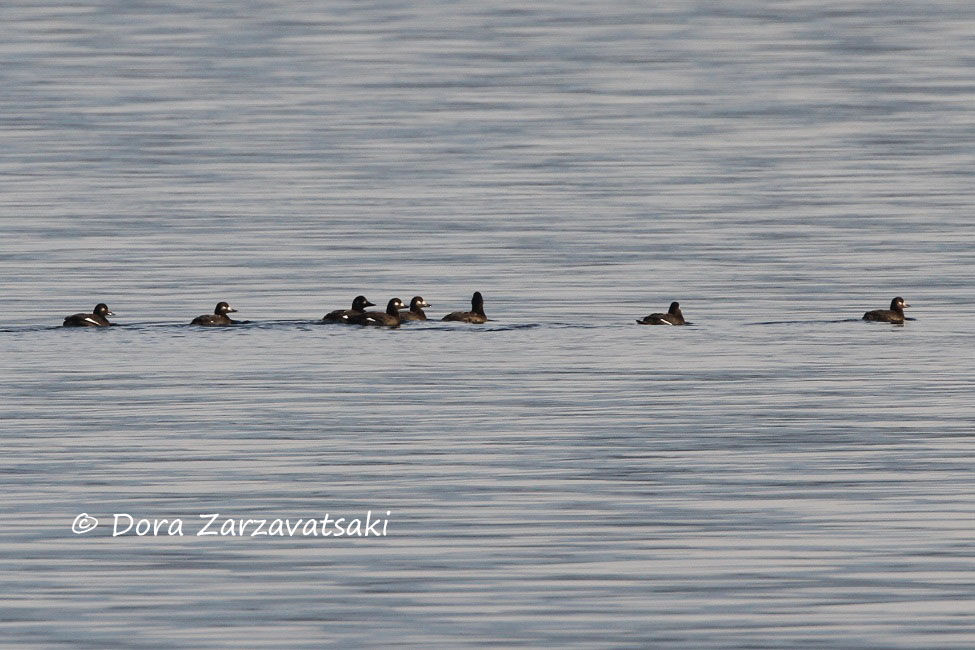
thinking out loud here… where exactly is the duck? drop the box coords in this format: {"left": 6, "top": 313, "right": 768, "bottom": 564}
{"left": 636, "top": 301, "right": 685, "bottom": 325}
{"left": 191, "top": 302, "right": 239, "bottom": 326}
{"left": 63, "top": 303, "right": 115, "bottom": 327}
{"left": 323, "top": 295, "right": 375, "bottom": 323}
{"left": 349, "top": 298, "right": 406, "bottom": 327}
{"left": 863, "top": 297, "right": 910, "bottom": 323}
{"left": 400, "top": 296, "right": 431, "bottom": 322}
{"left": 442, "top": 291, "right": 488, "bottom": 324}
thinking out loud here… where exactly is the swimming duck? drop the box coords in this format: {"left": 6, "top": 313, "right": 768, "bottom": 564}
{"left": 636, "top": 301, "right": 685, "bottom": 325}
{"left": 863, "top": 297, "right": 909, "bottom": 323}
{"left": 323, "top": 295, "right": 375, "bottom": 323}
{"left": 349, "top": 298, "right": 406, "bottom": 327}
{"left": 63, "top": 303, "right": 115, "bottom": 327}
{"left": 442, "top": 291, "right": 488, "bottom": 324}
{"left": 400, "top": 296, "right": 431, "bottom": 322}
{"left": 191, "top": 302, "right": 239, "bottom": 326}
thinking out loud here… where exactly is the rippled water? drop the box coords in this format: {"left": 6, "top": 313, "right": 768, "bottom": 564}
{"left": 2, "top": 1, "right": 974, "bottom": 646}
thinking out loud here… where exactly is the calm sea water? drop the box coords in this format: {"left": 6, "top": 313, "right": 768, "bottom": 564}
{"left": 2, "top": 1, "right": 974, "bottom": 647}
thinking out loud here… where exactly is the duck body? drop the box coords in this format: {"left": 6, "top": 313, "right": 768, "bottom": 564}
{"left": 636, "top": 301, "right": 685, "bottom": 325}
{"left": 191, "top": 302, "right": 239, "bottom": 326}
{"left": 442, "top": 291, "right": 488, "bottom": 324}
{"left": 63, "top": 303, "right": 115, "bottom": 327}
{"left": 863, "top": 297, "right": 909, "bottom": 323}
{"left": 400, "top": 296, "right": 430, "bottom": 322}
{"left": 350, "top": 298, "right": 406, "bottom": 327}
{"left": 323, "top": 295, "right": 375, "bottom": 323}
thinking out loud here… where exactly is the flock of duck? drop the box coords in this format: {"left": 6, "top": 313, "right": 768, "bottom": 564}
{"left": 61, "top": 292, "right": 487, "bottom": 328}
{"left": 60, "top": 293, "right": 913, "bottom": 328}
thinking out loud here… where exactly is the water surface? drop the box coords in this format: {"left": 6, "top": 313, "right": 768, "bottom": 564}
{"left": 2, "top": 1, "right": 974, "bottom": 647}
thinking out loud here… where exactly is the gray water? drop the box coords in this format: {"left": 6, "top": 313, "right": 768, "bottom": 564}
{"left": 2, "top": 1, "right": 974, "bottom": 647}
